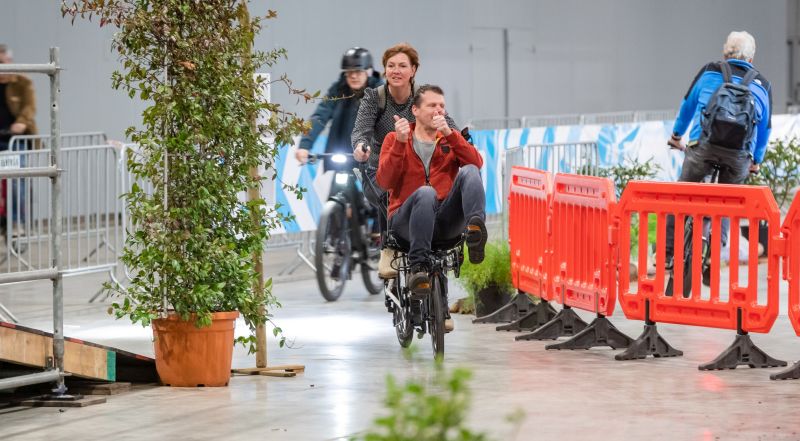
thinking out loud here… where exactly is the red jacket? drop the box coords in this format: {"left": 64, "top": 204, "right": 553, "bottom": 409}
{"left": 377, "top": 124, "right": 483, "bottom": 217}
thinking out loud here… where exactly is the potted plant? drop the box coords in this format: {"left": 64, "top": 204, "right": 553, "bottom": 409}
{"left": 594, "top": 156, "right": 660, "bottom": 277}
{"left": 63, "top": 1, "right": 306, "bottom": 386}
{"left": 457, "top": 241, "right": 514, "bottom": 317}
{"left": 746, "top": 137, "right": 800, "bottom": 254}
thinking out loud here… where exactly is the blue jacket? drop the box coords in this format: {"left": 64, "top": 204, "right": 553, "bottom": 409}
{"left": 299, "top": 71, "right": 383, "bottom": 155}
{"left": 672, "top": 59, "right": 772, "bottom": 164}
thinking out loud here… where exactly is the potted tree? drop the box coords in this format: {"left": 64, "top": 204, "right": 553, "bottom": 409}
{"left": 456, "top": 241, "right": 514, "bottom": 317}
{"left": 62, "top": 1, "right": 306, "bottom": 386}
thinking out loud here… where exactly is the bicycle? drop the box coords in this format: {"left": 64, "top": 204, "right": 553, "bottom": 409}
{"left": 383, "top": 230, "right": 464, "bottom": 359}
{"left": 353, "top": 147, "right": 466, "bottom": 360}
{"left": 308, "top": 152, "right": 383, "bottom": 301}
{"left": 665, "top": 160, "right": 730, "bottom": 297}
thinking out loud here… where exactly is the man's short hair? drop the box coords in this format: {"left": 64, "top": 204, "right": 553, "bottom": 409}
{"left": 412, "top": 84, "right": 445, "bottom": 107}
{"left": 723, "top": 31, "right": 756, "bottom": 61}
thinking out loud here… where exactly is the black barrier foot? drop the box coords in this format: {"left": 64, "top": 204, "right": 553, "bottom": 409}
{"left": 473, "top": 292, "right": 536, "bottom": 324}
{"left": 515, "top": 306, "right": 588, "bottom": 341}
{"left": 614, "top": 323, "right": 683, "bottom": 360}
{"left": 770, "top": 361, "right": 800, "bottom": 380}
{"left": 698, "top": 333, "right": 787, "bottom": 370}
{"left": 495, "top": 302, "right": 558, "bottom": 332}
{"left": 545, "top": 314, "right": 633, "bottom": 350}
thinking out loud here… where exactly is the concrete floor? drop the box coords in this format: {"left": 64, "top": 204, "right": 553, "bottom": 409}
{"left": 2, "top": 257, "right": 800, "bottom": 440}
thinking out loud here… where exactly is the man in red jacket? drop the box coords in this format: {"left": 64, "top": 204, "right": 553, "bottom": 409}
{"left": 378, "top": 84, "right": 486, "bottom": 299}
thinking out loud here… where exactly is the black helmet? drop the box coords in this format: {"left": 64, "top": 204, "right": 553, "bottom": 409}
{"left": 341, "top": 47, "right": 373, "bottom": 71}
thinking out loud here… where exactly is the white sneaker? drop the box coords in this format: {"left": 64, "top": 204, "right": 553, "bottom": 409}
{"left": 378, "top": 248, "right": 398, "bottom": 279}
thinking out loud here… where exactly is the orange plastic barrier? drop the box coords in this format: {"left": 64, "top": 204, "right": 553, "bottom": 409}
{"left": 508, "top": 166, "right": 552, "bottom": 299}
{"left": 550, "top": 173, "right": 617, "bottom": 316}
{"left": 617, "top": 181, "right": 782, "bottom": 333}
{"left": 784, "top": 193, "right": 800, "bottom": 337}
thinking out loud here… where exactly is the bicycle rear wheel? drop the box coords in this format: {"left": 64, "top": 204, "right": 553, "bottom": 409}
{"left": 315, "top": 201, "right": 351, "bottom": 301}
{"left": 360, "top": 229, "right": 383, "bottom": 295}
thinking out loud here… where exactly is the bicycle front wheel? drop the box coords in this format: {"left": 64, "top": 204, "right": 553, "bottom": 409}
{"left": 315, "top": 201, "right": 351, "bottom": 301}
{"left": 429, "top": 274, "right": 445, "bottom": 360}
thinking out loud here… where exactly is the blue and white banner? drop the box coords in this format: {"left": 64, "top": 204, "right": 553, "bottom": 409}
{"left": 273, "top": 114, "right": 800, "bottom": 232}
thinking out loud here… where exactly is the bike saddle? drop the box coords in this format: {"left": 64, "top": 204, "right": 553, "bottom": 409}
{"left": 702, "top": 159, "right": 731, "bottom": 173}
{"left": 386, "top": 231, "right": 464, "bottom": 254}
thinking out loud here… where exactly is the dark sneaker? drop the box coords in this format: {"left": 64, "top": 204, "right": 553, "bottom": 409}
{"left": 465, "top": 216, "right": 488, "bottom": 264}
{"left": 407, "top": 264, "right": 431, "bottom": 299}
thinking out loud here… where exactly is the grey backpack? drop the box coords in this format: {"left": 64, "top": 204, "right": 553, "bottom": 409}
{"left": 699, "top": 62, "right": 760, "bottom": 150}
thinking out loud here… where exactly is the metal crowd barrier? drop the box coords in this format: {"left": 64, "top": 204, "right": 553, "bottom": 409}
{"left": 0, "top": 142, "right": 121, "bottom": 311}
{"left": 467, "top": 117, "right": 522, "bottom": 130}
{"left": 9, "top": 132, "right": 107, "bottom": 151}
{"left": 519, "top": 109, "right": 676, "bottom": 128}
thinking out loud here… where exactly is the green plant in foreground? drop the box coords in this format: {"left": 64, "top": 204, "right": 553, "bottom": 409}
{"left": 353, "top": 357, "right": 517, "bottom": 441}
{"left": 62, "top": 1, "right": 310, "bottom": 350}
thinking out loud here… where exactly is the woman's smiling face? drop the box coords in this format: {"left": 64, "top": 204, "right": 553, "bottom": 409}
{"left": 384, "top": 53, "right": 417, "bottom": 88}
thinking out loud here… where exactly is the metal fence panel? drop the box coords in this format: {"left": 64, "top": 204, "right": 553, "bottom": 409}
{"left": 0, "top": 145, "right": 122, "bottom": 280}
{"left": 467, "top": 117, "right": 522, "bottom": 130}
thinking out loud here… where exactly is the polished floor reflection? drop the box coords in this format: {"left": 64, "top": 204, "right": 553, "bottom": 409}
{"left": 1, "top": 266, "right": 800, "bottom": 441}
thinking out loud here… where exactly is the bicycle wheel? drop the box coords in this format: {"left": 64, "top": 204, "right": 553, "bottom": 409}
{"left": 666, "top": 217, "right": 694, "bottom": 298}
{"left": 392, "top": 280, "right": 413, "bottom": 347}
{"left": 429, "top": 274, "right": 445, "bottom": 360}
{"left": 360, "top": 230, "right": 383, "bottom": 295}
{"left": 680, "top": 220, "right": 695, "bottom": 298}
{"left": 315, "top": 201, "right": 351, "bottom": 301}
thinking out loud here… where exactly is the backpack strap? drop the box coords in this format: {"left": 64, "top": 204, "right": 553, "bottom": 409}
{"left": 375, "top": 84, "right": 388, "bottom": 122}
{"left": 376, "top": 83, "right": 420, "bottom": 121}
{"left": 719, "top": 61, "right": 732, "bottom": 83}
{"left": 741, "top": 68, "right": 759, "bottom": 87}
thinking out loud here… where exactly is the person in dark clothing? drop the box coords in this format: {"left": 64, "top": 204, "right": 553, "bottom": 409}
{"left": 295, "top": 47, "right": 383, "bottom": 171}
{"left": 665, "top": 31, "right": 772, "bottom": 266}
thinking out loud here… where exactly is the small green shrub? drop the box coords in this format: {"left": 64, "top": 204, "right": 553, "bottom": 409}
{"left": 458, "top": 241, "right": 513, "bottom": 308}
{"left": 747, "top": 137, "right": 800, "bottom": 212}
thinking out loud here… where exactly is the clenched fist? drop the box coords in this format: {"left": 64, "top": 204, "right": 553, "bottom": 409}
{"left": 432, "top": 114, "right": 451, "bottom": 137}
{"left": 394, "top": 115, "right": 411, "bottom": 143}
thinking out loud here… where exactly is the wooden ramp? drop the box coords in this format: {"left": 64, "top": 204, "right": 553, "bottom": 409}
{"left": 0, "top": 321, "right": 157, "bottom": 382}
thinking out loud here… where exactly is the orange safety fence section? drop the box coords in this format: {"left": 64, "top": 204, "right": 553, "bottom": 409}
{"left": 550, "top": 173, "right": 617, "bottom": 316}
{"left": 784, "top": 193, "right": 800, "bottom": 337}
{"left": 508, "top": 166, "right": 553, "bottom": 299}
{"left": 617, "top": 181, "right": 782, "bottom": 334}
{"left": 773, "top": 192, "right": 800, "bottom": 379}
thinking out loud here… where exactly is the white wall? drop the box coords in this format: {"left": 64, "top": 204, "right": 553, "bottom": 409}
{"left": 0, "top": 0, "right": 790, "bottom": 139}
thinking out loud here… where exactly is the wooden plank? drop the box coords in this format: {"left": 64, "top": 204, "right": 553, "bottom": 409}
{"left": 0, "top": 325, "right": 49, "bottom": 368}
{"left": 68, "top": 382, "right": 131, "bottom": 395}
{"left": 20, "top": 395, "right": 107, "bottom": 407}
{"left": 258, "top": 371, "right": 296, "bottom": 378}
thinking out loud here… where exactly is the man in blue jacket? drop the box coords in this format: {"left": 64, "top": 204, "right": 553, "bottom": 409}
{"left": 295, "top": 47, "right": 383, "bottom": 171}
{"left": 665, "top": 31, "right": 772, "bottom": 267}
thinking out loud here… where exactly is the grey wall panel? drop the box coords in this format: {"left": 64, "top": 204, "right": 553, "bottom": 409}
{"left": 0, "top": 0, "right": 789, "bottom": 139}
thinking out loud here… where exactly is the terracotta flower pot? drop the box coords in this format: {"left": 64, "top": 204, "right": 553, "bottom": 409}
{"left": 151, "top": 311, "right": 239, "bottom": 387}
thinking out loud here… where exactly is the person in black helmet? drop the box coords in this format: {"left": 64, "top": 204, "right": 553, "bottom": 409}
{"left": 295, "top": 47, "right": 383, "bottom": 170}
